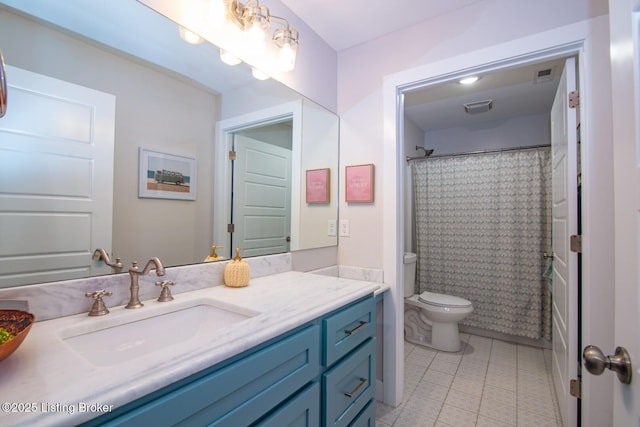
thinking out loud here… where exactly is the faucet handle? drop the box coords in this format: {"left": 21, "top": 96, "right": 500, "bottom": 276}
{"left": 155, "top": 281, "right": 175, "bottom": 302}
{"left": 85, "top": 289, "right": 113, "bottom": 316}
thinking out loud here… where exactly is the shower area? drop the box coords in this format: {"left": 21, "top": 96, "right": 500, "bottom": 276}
{"left": 401, "top": 58, "right": 571, "bottom": 345}
{"left": 408, "top": 146, "right": 552, "bottom": 342}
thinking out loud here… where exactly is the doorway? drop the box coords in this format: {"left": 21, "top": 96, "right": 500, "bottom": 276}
{"left": 229, "top": 122, "right": 293, "bottom": 258}
{"left": 381, "top": 20, "right": 614, "bottom": 426}
{"left": 213, "top": 101, "right": 302, "bottom": 261}
{"left": 401, "top": 55, "right": 580, "bottom": 426}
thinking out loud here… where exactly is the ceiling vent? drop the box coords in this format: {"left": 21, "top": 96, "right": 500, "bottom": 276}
{"left": 534, "top": 68, "right": 554, "bottom": 83}
{"left": 463, "top": 99, "right": 493, "bottom": 115}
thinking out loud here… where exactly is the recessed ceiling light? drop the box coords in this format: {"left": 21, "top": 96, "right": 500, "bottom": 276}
{"left": 459, "top": 76, "right": 479, "bottom": 85}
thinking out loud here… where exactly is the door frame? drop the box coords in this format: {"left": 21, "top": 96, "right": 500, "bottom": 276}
{"left": 608, "top": 1, "right": 640, "bottom": 423}
{"left": 213, "top": 101, "right": 302, "bottom": 257}
{"left": 381, "top": 17, "right": 615, "bottom": 426}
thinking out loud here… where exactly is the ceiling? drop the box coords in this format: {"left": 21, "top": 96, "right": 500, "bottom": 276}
{"left": 280, "top": 0, "right": 487, "bottom": 52}
{"left": 404, "top": 57, "right": 567, "bottom": 132}
{"left": 1, "top": 0, "right": 260, "bottom": 94}
{"left": 7, "top": 0, "right": 569, "bottom": 132}
{"left": 282, "top": 0, "right": 567, "bottom": 132}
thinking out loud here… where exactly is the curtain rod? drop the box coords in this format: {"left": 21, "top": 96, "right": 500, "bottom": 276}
{"left": 406, "top": 144, "right": 551, "bottom": 163}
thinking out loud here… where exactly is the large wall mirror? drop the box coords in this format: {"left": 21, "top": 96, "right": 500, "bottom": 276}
{"left": 0, "top": 0, "right": 339, "bottom": 288}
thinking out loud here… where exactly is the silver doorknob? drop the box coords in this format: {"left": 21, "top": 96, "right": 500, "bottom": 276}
{"left": 583, "top": 345, "right": 632, "bottom": 384}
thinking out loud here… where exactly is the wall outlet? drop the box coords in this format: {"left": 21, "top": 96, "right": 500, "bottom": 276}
{"left": 339, "top": 219, "right": 350, "bottom": 237}
{"left": 328, "top": 219, "right": 337, "bottom": 237}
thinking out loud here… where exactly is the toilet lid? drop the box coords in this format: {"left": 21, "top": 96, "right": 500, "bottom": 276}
{"left": 418, "top": 291, "right": 471, "bottom": 308}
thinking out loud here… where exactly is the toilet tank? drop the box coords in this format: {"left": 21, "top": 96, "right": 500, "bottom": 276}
{"left": 403, "top": 252, "right": 417, "bottom": 297}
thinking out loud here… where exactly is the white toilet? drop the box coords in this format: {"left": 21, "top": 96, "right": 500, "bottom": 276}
{"left": 403, "top": 252, "right": 473, "bottom": 352}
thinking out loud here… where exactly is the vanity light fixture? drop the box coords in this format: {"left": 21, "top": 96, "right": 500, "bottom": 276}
{"left": 273, "top": 25, "right": 299, "bottom": 72}
{"left": 225, "top": 0, "right": 299, "bottom": 72}
{"left": 240, "top": 3, "right": 270, "bottom": 57}
{"left": 175, "top": 0, "right": 299, "bottom": 77}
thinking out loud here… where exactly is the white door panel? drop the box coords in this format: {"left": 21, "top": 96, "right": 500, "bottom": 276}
{"left": 551, "top": 57, "right": 579, "bottom": 427}
{"left": 0, "top": 65, "right": 115, "bottom": 287}
{"left": 232, "top": 135, "right": 291, "bottom": 258}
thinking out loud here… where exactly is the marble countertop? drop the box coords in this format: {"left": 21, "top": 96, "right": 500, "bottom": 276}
{"left": 0, "top": 271, "right": 381, "bottom": 426}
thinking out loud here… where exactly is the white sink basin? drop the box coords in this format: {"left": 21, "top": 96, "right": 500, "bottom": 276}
{"left": 59, "top": 299, "right": 258, "bottom": 367}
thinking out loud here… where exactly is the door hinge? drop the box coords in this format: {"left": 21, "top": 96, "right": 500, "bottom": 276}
{"left": 569, "top": 91, "right": 580, "bottom": 109}
{"left": 570, "top": 234, "right": 582, "bottom": 253}
{"left": 227, "top": 223, "right": 235, "bottom": 233}
{"left": 570, "top": 378, "right": 582, "bottom": 398}
{"left": 228, "top": 150, "right": 236, "bottom": 161}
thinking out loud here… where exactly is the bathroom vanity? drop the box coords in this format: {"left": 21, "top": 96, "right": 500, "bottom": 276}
{"left": 0, "top": 271, "right": 380, "bottom": 426}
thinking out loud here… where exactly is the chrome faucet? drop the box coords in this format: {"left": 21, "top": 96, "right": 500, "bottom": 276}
{"left": 125, "top": 258, "right": 165, "bottom": 309}
{"left": 92, "top": 248, "right": 123, "bottom": 273}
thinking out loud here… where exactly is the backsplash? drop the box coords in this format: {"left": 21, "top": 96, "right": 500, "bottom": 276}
{"left": 0, "top": 253, "right": 292, "bottom": 322}
{"left": 311, "top": 265, "right": 384, "bottom": 283}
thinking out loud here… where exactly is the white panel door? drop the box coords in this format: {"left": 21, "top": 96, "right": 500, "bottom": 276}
{"left": 232, "top": 135, "right": 291, "bottom": 258}
{"left": 0, "top": 66, "right": 115, "bottom": 287}
{"left": 550, "top": 57, "right": 579, "bottom": 427}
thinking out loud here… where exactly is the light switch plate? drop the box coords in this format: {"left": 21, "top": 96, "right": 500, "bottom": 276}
{"left": 339, "top": 219, "right": 350, "bottom": 237}
{"left": 328, "top": 219, "right": 337, "bottom": 236}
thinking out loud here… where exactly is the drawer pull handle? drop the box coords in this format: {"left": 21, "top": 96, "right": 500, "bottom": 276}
{"left": 344, "top": 320, "right": 367, "bottom": 336}
{"left": 344, "top": 377, "right": 368, "bottom": 398}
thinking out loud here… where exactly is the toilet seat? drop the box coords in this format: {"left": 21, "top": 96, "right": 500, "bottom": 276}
{"left": 418, "top": 291, "right": 471, "bottom": 308}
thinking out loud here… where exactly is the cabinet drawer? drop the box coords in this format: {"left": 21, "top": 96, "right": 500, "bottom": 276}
{"left": 98, "top": 324, "right": 320, "bottom": 427}
{"left": 256, "top": 382, "right": 320, "bottom": 427}
{"left": 322, "top": 338, "right": 375, "bottom": 427}
{"left": 347, "top": 399, "right": 375, "bottom": 427}
{"left": 323, "top": 296, "right": 375, "bottom": 367}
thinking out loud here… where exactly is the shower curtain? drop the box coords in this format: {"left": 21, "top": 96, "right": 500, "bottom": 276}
{"left": 413, "top": 147, "right": 552, "bottom": 341}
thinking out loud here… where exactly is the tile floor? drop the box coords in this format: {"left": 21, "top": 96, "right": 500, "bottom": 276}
{"left": 375, "top": 333, "right": 563, "bottom": 427}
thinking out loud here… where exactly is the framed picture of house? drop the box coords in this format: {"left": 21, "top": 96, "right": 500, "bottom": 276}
{"left": 345, "top": 163, "right": 374, "bottom": 203}
{"left": 306, "top": 168, "right": 330, "bottom": 204}
{"left": 138, "top": 148, "right": 196, "bottom": 200}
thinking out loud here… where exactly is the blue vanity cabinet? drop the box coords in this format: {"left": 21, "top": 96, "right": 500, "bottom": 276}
{"left": 349, "top": 399, "right": 376, "bottom": 427}
{"left": 255, "top": 294, "right": 377, "bottom": 427}
{"left": 81, "top": 294, "right": 376, "bottom": 427}
{"left": 255, "top": 382, "right": 320, "bottom": 426}
{"left": 323, "top": 296, "right": 376, "bottom": 367}
{"left": 82, "top": 324, "right": 320, "bottom": 427}
{"left": 321, "top": 296, "right": 376, "bottom": 427}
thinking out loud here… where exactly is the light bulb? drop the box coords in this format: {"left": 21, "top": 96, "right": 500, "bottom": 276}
{"left": 245, "top": 19, "right": 267, "bottom": 58}
{"left": 220, "top": 49, "right": 242, "bottom": 66}
{"left": 209, "top": 0, "right": 226, "bottom": 25}
{"left": 278, "top": 41, "right": 297, "bottom": 72}
{"left": 459, "top": 76, "right": 479, "bottom": 85}
{"left": 251, "top": 67, "right": 270, "bottom": 80}
{"left": 178, "top": 26, "right": 204, "bottom": 44}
